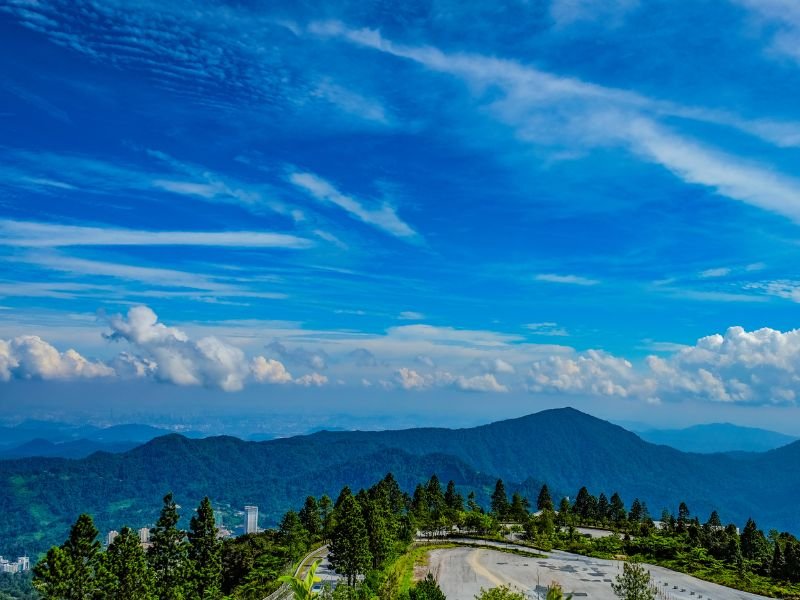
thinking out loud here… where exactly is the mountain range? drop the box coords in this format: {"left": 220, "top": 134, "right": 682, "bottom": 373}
{"left": 636, "top": 423, "right": 798, "bottom": 454}
{"left": 2, "top": 407, "right": 800, "bottom": 558}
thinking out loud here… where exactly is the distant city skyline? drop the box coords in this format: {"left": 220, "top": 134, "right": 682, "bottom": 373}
{"left": 3, "top": 1, "right": 800, "bottom": 429}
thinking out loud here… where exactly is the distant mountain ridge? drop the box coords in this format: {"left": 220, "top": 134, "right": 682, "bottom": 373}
{"left": 0, "top": 421, "right": 204, "bottom": 459}
{"left": 636, "top": 423, "right": 798, "bottom": 453}
{"left": 2, "top": 407, "right": 800, "bottom": 558}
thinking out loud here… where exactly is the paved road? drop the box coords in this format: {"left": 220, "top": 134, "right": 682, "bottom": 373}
{"left": 428, "top": 546, "right": 772, "bottom": 600}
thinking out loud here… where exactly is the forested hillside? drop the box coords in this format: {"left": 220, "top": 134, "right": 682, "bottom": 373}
{"left": 3, "top": 408, "right": 800, "bottom": 557}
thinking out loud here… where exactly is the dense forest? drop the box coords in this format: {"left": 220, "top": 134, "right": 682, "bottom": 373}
{"left": 6, "top": 408, "right": 800, "bottom": 558}
{"left": 17, "top": 471, "right": 800, "bottom": 600}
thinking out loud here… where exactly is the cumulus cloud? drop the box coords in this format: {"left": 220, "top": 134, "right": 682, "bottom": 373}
{"left": 477, "top": 357, "right": 516, "bottom": 374}
{"left": 295, "top": 372, "right": 329, "bottom": 387}
{"left": 250, "top": 356, "right": 293, "bottom": 384}
{"left": 528, "top": 350, "right": 635, "bottom": 397}
{"left": 527, "top": 326, "right": 800, "bottom": 405}
{"left": 394, "top": 367, "right": 507, "bottom": 393}
{"left": 106, "top": 306, "right": 251, "bottom": 391}
{"left": 267, "top": 340, "right": 328, "bottom": 370}
{"left": 0, "top": 335, "right": 114, "bottom": 381}
{"left": 349, "top": 348, "right": 381, "bottom": 367}
{"left": 455, "top": 373, "right": 508, "bottom": 393}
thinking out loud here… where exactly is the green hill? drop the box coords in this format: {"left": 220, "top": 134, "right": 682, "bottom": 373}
{"left": 2, "top": 407, "right": 798, "bottom": 556}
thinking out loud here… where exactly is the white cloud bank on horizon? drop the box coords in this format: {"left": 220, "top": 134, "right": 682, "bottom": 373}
{"left": 3, "top": 306, "right": 800, "bottom": 404}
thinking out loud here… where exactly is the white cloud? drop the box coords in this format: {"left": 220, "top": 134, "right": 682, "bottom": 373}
{"left": 477, "top": 357, "right": 516, "bottom": 374}
{"left": 289, "top": 171, "right": 418, "bottom": 240}
{"left": 699, "top": 267, "right": 732, "bottom": 278}
{"left": 313, "top": 23, "right": 800, "bottom": 223}
{"left": 105, "top": 306, "right": 251, "bottom": 391}
{"left": 295, "top": 372, "right": 328, "bottom": 387}
{"left": 398, "top": 311, "right": 425, "bottom": 320}
{"left": 455, "top": 373, "right": 508, "bottom": 393}
{"left": 535, "top": 273, "right": 600, "bottom": 286}
{"left": 0, "top": 336, "right": 114, "bottom": 381}
{"left": 549, "top": 0, "right": 639, "bottom": 27}
{"left": 250, "top": 356, "right": 293, "bottom": 384}
{"left": 528, "top": 350, "right": 635, "bottom": 397}
{"left": 528, "top": 325, "right": 800, "bottom": 405}
{"left": 267, "top": 341, "right": 328, "bottom": 370}
{"left": 0, "top": 220, "right": 314, "bottom": 249}
{"left": 525, "top": 322, "right": 570, "bottom": 336}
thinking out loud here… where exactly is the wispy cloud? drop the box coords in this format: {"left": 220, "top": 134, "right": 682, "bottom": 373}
{"left": 312, "top": 22, "right": 800, "bottom": 224}
{"left": 535, "top": 273, "right": 599, "bottom": 286}
{"left": 289, "top": 171, "right": 418, "bottom": 240}
{"left": 0, "top": 220, "right": 313, "bottom": 249}
{"left": 525, "top": 322, "right": 570, "bottom": 336}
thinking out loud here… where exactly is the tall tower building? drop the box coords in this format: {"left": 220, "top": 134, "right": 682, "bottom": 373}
{"left": 138, "top": 527, "right": 150, "bottom": 544}
{"left": 244, "top": 505, "right": 258, "bottom": 534}
{"left": 106, "top": 530, "right": 119, "bottom": 546}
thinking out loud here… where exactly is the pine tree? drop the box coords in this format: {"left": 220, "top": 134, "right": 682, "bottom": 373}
{"left": 772, "top": 542, "right": 786, "bottom": 579}
{"left": 629, "top": 499, "right": 643, "bottom": 524}
{"left": 363, "top": 494, "right": 395, "bottom": 569}
{"left": 106, "top": 527, "right": 155, "bottom": 600}
{"left": 491, "top": 479, "right": 509, "bottom": 519}
{"left": 610, "top": 493, "right": 626, "bottom": 526}
{"left": 33, "top": 546, "right": 75, "bottom": 599}
{"left": 597, "top": 493, "right": 609, "bottom": 524}
{"left": 409, "top": 573, "right": 446, "bottom": 600}
{"left": 187, "top": 497, "right": 221, "bottom": 600}
{"left": 444, "top": 480, "right": 464, "bottom": 513}
{"left": 611, "top": 562, "right": 655, "bottom": 600}
{"left": 34, "top": 513, "right": 108, "bottom": 600}
{"left": 329, "top": 490, "right": 372, "bottom": 586}
{"left": 319, "top": 495, "right": 333, "bottom": 541}
{"left": 510, "top": 493, "right": 529, "bottom": 522}
{"left": 149, "top": 492, "right": 188, "bottom": 600}
{"left": 279, "top": 510, "right": 310, "bottom": 564}
{"left": 537, "top": 485, "right": 554, "bottom": 512}
{"left": 299, "top": 496, "right": 322, "bottom": 539}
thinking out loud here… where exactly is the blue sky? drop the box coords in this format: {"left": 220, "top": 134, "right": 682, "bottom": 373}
{"left": 3, "top": 0, "right": 800, "bottom": 430}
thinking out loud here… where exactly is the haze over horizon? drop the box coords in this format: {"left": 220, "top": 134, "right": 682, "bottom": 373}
{"left": 4, "top": 0, "right": 800, "bottom": 432}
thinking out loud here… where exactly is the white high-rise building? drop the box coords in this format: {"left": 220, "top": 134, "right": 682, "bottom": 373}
{"left": 106, "top": 530, "right": 119, "bottom": 546}
{"left": 244, "top": 505, "right": 258, "bottom": 534}
{"left": 138, "top": 527, "right": 150, "bottom": 544}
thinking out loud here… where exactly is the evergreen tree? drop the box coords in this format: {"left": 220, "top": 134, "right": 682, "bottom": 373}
{"left": 187, "top": 497, "right": 221, "bottom": 600}
{"left": 609, "top": 493, "right": 626, "bottom": 526}
{"left": 741, "top": 518, "right": 768, "bottom": 563}
{"left": 597, "top": 493, "right": 609, "bottom": 523}
{"left": 279, "top": 511, "right": 310, "bottom": 564}
{"left": 381, "top": 473, "right": 406, "bottom": 515}
{"left": 299, "top": 496, "right": 322, "bottom": 539}
{"left": 557, "top": 497, "right": 571, "bottom": 526}
{"left": 510, "top": 493, "right": 529, "bottom": 522}
{"left": 677, "top": 502, "right": 690, "bottom": 533}
{"left": 491, "top": 479, "right": 509, "bottom": 519}
{"left": 106, "top": 527, "right": 155, "bottom": 600}
{"left": 537, "top": 485, "right": 554, "bottom": 512}
{"left": 409, "top": 573, "right": 446, "bottom": 600}
{"left": 772, "top": 542, "right": 786, "bottom": 579}
{"left": 628, "top": 499, "right": 643, "bottom": 524}
{"left": 467, "top": 491, "right": 482, "bottom": 514}
{"left": 319, "top": 495, "right": 333, "bottom": 541}
{"left": 573, "top": 487, "right": 592, "bottom": 522}
{"left": 34, "top": 513, "right": 107, "bottom": 600}
{"left": 33, "top": 546, "right": 75, "bottom": 600}
{"left": 148, "top": 492, "right": 188, "bottom": 600}
{"left": 363, "top": 493, "right": 395, "bottom": 569}
{"left": 329, "top": 490, "right": 372, "bottom": 586}
{"left": 611, "top": 562, "right": 655, "bottom": 600}
{"left": 444, "top": 480, "right": 464, "bottom": 513}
